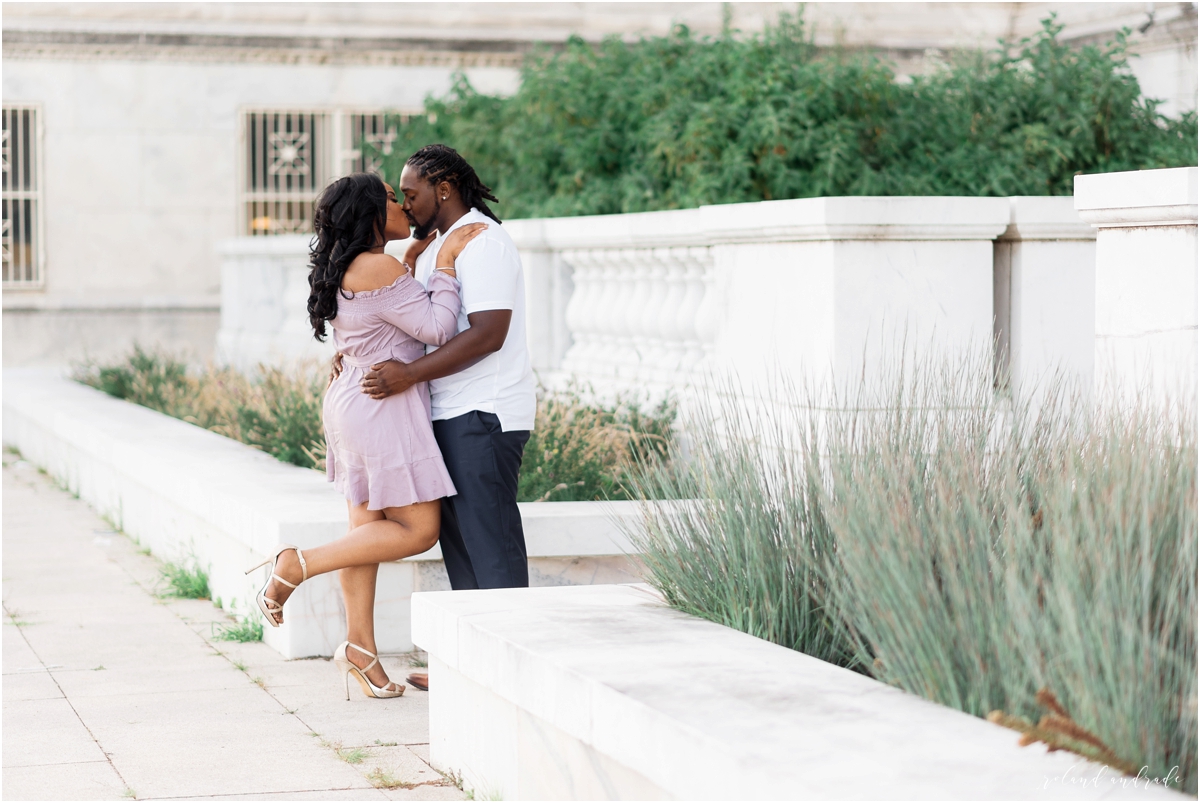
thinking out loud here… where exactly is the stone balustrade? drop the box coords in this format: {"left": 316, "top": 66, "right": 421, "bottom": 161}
{"left": 507, "top": 197, "right": 1018, "bottom": 399}
{"left": 214, "top": 190, "right": 1150, "bottom": 404}
{"left": 556, "top": 244, "right": 713, "bottom": 385}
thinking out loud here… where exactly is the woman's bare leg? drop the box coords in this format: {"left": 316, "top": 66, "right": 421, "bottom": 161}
{"left": 263, "top": 499, "right": 440, "bottom": 689}
{"left": 340, "top": 563, "right": 391, "bottom": 687}
{"left": 264, "top": 499, "right": 439, "bottom": 611}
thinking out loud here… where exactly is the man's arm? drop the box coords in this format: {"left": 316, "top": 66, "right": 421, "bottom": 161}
{"left": 360, "top": 309, "right": 512, "bottom": 400}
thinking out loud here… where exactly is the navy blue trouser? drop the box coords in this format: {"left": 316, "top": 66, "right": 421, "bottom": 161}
{"left": 432, "top": 410, "right": 530, "bottom": 590}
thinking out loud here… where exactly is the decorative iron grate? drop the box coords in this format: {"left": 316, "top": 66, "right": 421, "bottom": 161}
{"left": 2, "top": 106, "right": 44, "bottom": 287}
{"left": 241, "top": 110, "right": 413, "bottom": 236}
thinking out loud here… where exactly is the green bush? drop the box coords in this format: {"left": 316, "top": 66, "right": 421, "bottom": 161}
{"left": 626, "top": 359, "right": 1196, "bottom": 792}
{"left": 76, "top": 349, "right": 673, "bottom": 502}
{"left": 374, "top": 15, "right": 1196, "bottom": 217}
{"left": 517, "top": 385, "right": 675, "bottom": 502}
{"left": 75, "top": 347, "right": 328, "bottom": 470}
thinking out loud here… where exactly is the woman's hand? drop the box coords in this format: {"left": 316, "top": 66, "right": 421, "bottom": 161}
{"left": 436, "top": 223, "right": 488, "bottom": 271}
{"left": 328, "top": 352, "right": 344, "bottom": 387}
{"left": 402, "top": 231, "right": 437, "bottom": 267}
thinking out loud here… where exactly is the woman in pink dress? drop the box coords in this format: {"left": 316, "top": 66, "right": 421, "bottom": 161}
{"left": 246, "top": 172, "right": 485, "bottom": 699}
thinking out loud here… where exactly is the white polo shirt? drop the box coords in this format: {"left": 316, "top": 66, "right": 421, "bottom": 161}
{"left": 413, "top": 208, "right": 536, "bottom": 432}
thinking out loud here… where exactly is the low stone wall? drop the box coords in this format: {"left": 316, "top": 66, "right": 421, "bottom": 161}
{"left": 1075, "top": 166, "right": 1198, "bottom": 405}
{"left": 412, "top": 583, "right": 1187, "bottom": 801}
{"left": 2, "top": 368, "right": 645, "bottom": 659}
{"left": 217, "top": 194, "right": 1099, "bottom": 406}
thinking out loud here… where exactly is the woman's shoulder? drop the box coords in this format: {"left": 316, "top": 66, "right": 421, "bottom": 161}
{"left": 342, "top": 253, "right": 411, "bottom": 295}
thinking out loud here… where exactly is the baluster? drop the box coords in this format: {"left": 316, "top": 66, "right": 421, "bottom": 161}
{"left": 559, "top": 249, "right": 593, "bottom": 375}
{"left": 686, "top": 246, "right": 717, "bottom": 373}
{"left": 655, "top": 247, "right": 690, "bottom": 382}
{"left": 595, "top": 250, "right": 630, "bottom": 381}
{"left": 582, "top": 249, "right": 613, "bottom": 379}
{"left": 624, "top": 249, "right": 660, "bottom": 383}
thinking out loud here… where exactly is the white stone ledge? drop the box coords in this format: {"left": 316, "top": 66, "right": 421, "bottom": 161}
{"left": 413, "top": 584, "right": 1187, "bottom": 801}
{"left": 505, "top": 196, "right": 1011, "bottom": 250}
{"left": 999, "top": 196, "right": 1096, "bottom": 241}
{"left": 2, "top": 293, "right": 223, "bottom": 312}
{"left": 3, "top": 369, "right": 645, "bottom": 658}
{"left": 215, "top": 233, "right": 313, "bottom": 257}
{"left": 1075, "top": 167, "right": 1199, "bottom": 228}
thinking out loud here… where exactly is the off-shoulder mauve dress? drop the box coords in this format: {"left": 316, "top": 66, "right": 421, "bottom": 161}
{"left": 323, "top": 270, "right": 461, "bottom": 510}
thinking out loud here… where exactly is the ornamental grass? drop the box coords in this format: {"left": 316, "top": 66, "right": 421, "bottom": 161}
{"left": 625, "top": 355, "right": 1196, "bottom": 792}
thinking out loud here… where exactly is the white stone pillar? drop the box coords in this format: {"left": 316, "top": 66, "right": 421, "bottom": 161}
{"left": 994, "top": 197, "right": 1096, "bottom": 405}
{"left": 705, "top": 197, "right": 1010, "bottom": 396}
{"left": 216, "top": 234, "right": 334, "bottom": 372}
{"left": 1075, "top": 167, "right": 1198, "bottom": 404}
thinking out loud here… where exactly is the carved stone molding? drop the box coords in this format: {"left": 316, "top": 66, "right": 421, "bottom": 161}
{"left": 1, "top": 29, "right": 532, "bottom": 68}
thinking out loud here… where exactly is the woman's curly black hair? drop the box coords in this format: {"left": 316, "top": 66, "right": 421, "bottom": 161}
{"left": 307, "top": 173, "right": 388, "bottom": 341}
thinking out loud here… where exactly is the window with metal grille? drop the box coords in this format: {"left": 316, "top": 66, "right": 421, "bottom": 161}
{"left": 2, "top": 106, "right": 44, "bottom": 287}
{"left": 241, "top": 110, "right": 413, "bottom": 236}
{"left": 243, "top": 110, "right": 329, "bottom": 236}
{"left": 345, "top": 112, "right": 411, "bottom": 175}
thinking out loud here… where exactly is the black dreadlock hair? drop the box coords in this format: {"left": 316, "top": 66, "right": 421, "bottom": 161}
{"left": 406, "top": 144, "right": 502, "bottom": 224}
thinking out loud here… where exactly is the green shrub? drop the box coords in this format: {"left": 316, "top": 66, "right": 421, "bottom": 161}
{"left": 75, "top": 350, "right": 328, "bottom": 471}
{"left": 76, "top": 349, "right": 674, "bottom": 502}
{"left": 626, "top": 359, "right": 1196, "bottom": 792}
{"left": 374, "top": 15, "right": 1196, "bottom": 218}
{"left": 517, "top": 385, "right": 675, "bottom": 503}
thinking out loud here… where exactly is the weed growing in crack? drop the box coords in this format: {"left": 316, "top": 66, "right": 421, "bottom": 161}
{"left": 367, "top": 768, "right": 415, "bottom": 790}
{"left": 158, "top": 559, "right": 209, "bottom": 600}
{"left": 212, "top": 617, "right": 263, "bottom": 643}
{"left": 336, "top": 747, "right": 368, "bottom": 765}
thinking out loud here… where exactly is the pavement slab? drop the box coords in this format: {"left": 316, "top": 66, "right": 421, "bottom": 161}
{"left": 2, "top": 453, "right": 466, "bottom": 801}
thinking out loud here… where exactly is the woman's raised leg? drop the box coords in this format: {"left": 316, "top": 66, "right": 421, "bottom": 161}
{"left": 264, "top": 499, "right": 440, "bottom": 689}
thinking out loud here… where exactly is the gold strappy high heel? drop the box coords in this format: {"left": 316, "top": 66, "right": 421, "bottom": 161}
{"left": 334, "top": 641, "right": 405, "bottom": 700}
{"left": 244, "top": 545, "right": 307, "bottom": 627}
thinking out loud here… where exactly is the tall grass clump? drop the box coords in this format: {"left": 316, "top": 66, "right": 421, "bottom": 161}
{"left": 518, "top": 384, "right": 676, "bottom": 502}
{"left": 627, "top": 357, "right": 1196, "bottom": 791}
{"left": 159, "top": 559, "right": 210, "bottom": 600}
{"left": 624, "top": 381, "right": 855, "bottom": 666}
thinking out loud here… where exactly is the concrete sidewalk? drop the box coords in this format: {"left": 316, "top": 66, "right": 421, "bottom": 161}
{"left": 2, "top": 452, "right": 466, "bottom": 801}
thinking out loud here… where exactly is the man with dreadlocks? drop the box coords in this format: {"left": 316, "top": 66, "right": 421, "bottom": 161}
{"left": 357, "top": 145, "right": 536, "bottom": 661}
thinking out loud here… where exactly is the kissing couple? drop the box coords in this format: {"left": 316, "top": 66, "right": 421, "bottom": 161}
{"left": 247, "top": 143, "right": 536, "bottom": 699}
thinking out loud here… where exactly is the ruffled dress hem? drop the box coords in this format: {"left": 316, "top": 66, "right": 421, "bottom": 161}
{"left": 328, "top": 452, "right": 456, "bottom": 511}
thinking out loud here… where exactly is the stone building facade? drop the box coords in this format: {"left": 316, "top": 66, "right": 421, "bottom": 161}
{"left": 2, "top": 2, "right": 1195, "bottom": 366}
